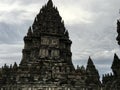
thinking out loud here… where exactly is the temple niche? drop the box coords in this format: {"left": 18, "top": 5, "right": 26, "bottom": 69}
{"left": 39, "top": 49, "right": 47, "bottom": 58}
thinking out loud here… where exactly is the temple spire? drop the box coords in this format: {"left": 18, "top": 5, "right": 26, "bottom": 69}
{"left": 86, "top": 57, "right": 101, "bottom": 86}
{"left": 86, "top": 56, "right": 99, "bottom": 77}
{"left": 31, "top": 0, "right": 65, "bottom": 35}
{"left": 111, "top": 53, "right": 120, "bottom": 76}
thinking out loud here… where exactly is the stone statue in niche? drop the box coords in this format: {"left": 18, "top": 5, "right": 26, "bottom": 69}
{"left": 39, "top": 49, "right": 49, "bottom": 58}
{"left": 41, "top": 37, "right": 49, "bottom": 45}
{"left": 50, "top": 50, "right": 59, "bottom": 58}
{"left": 49, "top": 39, "right": 59, "bottom": 48}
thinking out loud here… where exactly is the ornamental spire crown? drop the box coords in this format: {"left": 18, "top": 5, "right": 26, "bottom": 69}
{"left": 28, "top": 0, "right": 67, "bottom": 37}
{"left": 111, "top": 53, "right": 120, "bottom": 70}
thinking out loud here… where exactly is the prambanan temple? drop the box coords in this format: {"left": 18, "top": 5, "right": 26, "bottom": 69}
{"left": 0, "top": 0, "right": 120, "bottom": 90}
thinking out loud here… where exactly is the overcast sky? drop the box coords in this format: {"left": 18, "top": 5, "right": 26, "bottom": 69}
{"left": 0, "top": 0, "right": 120, "bottom": 77}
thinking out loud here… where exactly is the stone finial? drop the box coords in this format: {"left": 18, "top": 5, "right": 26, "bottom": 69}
{"left": 65, "top": 30, "right": 69, "bottom": 38}
{"left": 111, "top": 53, "right": 120, "bottom": 76}
{"left": 86, "top": 56, "right": 100, "bottom": 77}
{"left": 87, "top": 56, "right": 94, "bottom": 67}
{"left": 27, "top": 27, "right": 32, "bottom": 36}
{"left": 47, "top": 0, "right": 53, "bottom": 7}
{"left": 111, "top": 53, "right": 120, "bottom": 69}
{"left": 116, "top": 20, "right": 120, "bottom": 45}
{"left": 13, "top": 62, "right": 18, "bottom": 69}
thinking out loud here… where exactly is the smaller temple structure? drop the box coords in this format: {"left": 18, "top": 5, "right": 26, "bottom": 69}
{"left": 102, "top": 54, "right": 120, "bottom": 90}
{"left": 102, "top": 19, "right": 120, "bottom": 90}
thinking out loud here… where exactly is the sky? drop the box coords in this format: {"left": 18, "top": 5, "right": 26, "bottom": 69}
{"left": 0, "top": 0, "right": 120, "bottom": 77}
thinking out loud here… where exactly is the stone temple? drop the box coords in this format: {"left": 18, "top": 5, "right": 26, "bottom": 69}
{"left": 0, "top": 0, "right": 120, "bottom": 90}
